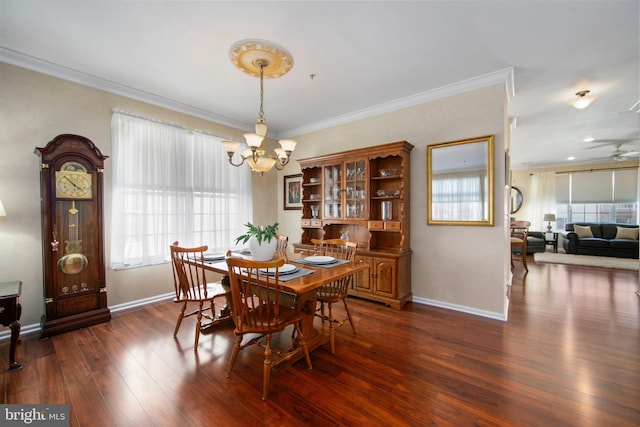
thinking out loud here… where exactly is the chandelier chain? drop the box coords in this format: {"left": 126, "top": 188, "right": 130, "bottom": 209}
{"left": 258, "top": 64, "right": 265, "bottom": 122}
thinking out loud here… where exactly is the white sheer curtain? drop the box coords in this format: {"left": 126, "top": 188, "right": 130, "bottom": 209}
{"left": 111, "top": 111, "right": 252, "bottom": 269}
{"left": 529, "top": 171, "right": 556, "bottom": 231}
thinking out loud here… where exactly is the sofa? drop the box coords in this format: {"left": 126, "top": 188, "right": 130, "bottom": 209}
{"left": 561, "top": 223, "right": 639, "bottom": 259}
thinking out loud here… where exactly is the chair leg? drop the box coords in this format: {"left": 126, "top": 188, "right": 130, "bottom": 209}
{"left": 343, "top": 297, "right": 356, "bottom": 334}
{"left": 319, "top": 301, "right": 326, "bottom": 324}
{"left": 193, "top": 301, "right": 204, "bottom": 351}
{"left": 174, "top": 301, "right": 187, "bottom": 337}
{"left": 294, "top": 323, "right": 313, "bottom": 370}
{"left": 522, "top": 252, "right": 529, "bottom": 271}
{"left": 262, "top": 335, "right": 273, "bottom": 400}
{"left": 226, "top": 335, "right": 242, "bottom": 378}
{"left": 328, "top": 302, "right": 335, "bottom": 354}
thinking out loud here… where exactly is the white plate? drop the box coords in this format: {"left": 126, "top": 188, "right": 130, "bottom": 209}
{"left": 259, "top": 264, "right": 298, "bottom": 275}
{"left": 305, "top": 256, "right": 337, "bottom": 264}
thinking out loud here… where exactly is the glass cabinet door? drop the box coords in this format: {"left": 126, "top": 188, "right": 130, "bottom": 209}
{"left": 324, "top": 164, "right": 342, "bottom": 218}
{"left": 345, "top": 160, "right": 366, "bottom": 219}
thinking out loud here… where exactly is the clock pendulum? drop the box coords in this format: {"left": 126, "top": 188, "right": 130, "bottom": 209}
{"left": 57, "top": 201, "right": 89, "bottom": 276}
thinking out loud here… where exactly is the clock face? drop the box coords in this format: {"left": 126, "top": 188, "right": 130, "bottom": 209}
{"left": 56, "top": 170, "right": 92, "bottom": 199}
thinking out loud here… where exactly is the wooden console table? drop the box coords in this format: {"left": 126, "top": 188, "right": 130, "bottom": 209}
{"left": 0, "top": 281, "right": 22, "bottom": 371}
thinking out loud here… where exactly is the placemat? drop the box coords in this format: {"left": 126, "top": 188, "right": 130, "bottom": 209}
{"left": 259, "top": 267, "right": 316, "bottom": 281}
{"left": 292, "top": 258, "right": 351, "bottom": 268}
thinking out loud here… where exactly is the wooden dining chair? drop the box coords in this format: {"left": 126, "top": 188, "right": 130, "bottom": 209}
{"left": 275, "top": 234, "right": 288, "bottom": 261}
{"left": 225, "top": 254, "right": 312, "bottom": 400}
{"left": 511, "top": 221, "right": 531, "bottom": 272}
{"left": 170, "top": 242, "right": 230, "bottom": 351}
{"left": 310, "top": 238, "right": 358, "bottom": 354}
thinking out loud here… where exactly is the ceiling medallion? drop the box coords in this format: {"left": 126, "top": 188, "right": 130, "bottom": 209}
{"left": 229, "top": 39, "right": 293, "bottom": 79}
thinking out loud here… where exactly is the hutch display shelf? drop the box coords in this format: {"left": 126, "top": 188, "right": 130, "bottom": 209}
{"left": 293, "top": 141, "right": 413, "bottom": 309}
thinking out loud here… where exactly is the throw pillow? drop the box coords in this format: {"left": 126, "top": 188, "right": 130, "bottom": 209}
{"left": 615, "top": 226, "right": 639, "bottom": 240}
{"left": 574, "top": 224, "right": 594, "bottom": 238}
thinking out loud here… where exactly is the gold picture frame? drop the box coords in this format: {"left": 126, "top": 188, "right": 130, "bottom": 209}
{"left": 427, "top": 135, "right": 494, "bottom": 226}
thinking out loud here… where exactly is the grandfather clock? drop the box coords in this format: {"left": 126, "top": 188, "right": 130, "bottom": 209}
{"left": 35, "top": 134, "right": 111, "bottom": 337}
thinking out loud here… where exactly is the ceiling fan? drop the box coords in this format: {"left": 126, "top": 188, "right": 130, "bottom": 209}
{"left": 609, "top": 144, "right": 640, "bottom": 161}
{"left": 586, "top": 139, "right": 640, "bottom": 162}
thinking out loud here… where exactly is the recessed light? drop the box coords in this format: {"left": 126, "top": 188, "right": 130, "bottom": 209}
{"left": 583, "top": 137, "right": 595, "bottom": 142}
{"left": 567, "top": 156, "right": 576, "bottom": 161}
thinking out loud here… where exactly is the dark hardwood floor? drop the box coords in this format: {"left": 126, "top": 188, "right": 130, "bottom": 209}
{"left": 1, "top": 259, "right": 638, "bottom": 426}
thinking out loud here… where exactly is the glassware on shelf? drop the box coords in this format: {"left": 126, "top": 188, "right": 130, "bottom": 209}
{"left": 310, "top": 205, "right": 319, "bottom": 219}
{"left": 381, "top": 201, "right": 392, "bottom": 221}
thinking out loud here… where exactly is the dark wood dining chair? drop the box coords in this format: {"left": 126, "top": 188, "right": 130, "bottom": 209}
{"left": 511, "top": 221, "right": 531, "bottom": 272}
{"left": 169, "top": 242, "right": 230, "bottom": 351}
{"left": 225, "top": 254, "right": 312, "bottom": 400}
{"left": 310, "top": 238, "right": 358, "bottom": 354}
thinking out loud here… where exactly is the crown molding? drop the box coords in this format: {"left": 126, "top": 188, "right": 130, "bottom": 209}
{"left": 279, "top": 67, "right": 515, "bottom": 138}
{"left": 0, "top": 47, "right": 251, "bottom": 131}
{"left": 1, "top": 47, "right": 513, "bottom": 139}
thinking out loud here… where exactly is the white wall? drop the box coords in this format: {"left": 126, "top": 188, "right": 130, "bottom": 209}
{"left": 0, "top": 62, "right": 509, "bottom": 334}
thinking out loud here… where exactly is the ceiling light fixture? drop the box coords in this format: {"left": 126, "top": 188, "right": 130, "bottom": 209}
{"left": 570, "top": 90, "right": 597, "bottom": 109}
{"left": 221, "top": 39, "right": 297, "bottom": 174}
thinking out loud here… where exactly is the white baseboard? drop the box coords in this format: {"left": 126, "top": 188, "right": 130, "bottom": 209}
{"left": 412, "top": 296, "right": 507, "bottom": 321}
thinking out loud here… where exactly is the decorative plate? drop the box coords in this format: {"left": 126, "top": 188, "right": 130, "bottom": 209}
{"left": 259, "top": 264, "right": 298, "bottom": 275}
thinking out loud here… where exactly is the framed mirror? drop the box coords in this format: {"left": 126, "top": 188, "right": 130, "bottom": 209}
{"left": 427, "top": 135, "right": 494, "bottom": 226}
{"left": 510, "top": 186, "right": 523, "bottom": 214}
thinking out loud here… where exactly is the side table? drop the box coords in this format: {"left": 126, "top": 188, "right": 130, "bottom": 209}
{"left": 0, "top": 281, "right": 22, "bottom": 371}
{"left": 544, "top": 231, "right": 559, "bottom": 253}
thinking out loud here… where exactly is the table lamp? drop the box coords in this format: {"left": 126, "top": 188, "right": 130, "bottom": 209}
{"left": 543, "top": 213, "right": 556, "bottom": 232}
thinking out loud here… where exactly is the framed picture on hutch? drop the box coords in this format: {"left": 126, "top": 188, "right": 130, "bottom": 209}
{"left": 35, "top": 134, "right": 111, "bottom": 337}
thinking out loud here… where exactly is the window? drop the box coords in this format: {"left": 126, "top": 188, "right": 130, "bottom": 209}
{"left": 111, "top": 112, "right": 252, "bottom": 269}
{"left": 556, "top": 169, "right": 638, "bottom": 227}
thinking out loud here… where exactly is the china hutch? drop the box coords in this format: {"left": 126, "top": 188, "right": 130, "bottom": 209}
{"left": 293, "top": 141, "right": 413, "bottom": 309}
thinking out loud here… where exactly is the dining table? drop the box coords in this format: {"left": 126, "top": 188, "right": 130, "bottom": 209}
{"left": 200, "top": 252, "right": 369, "bottom": 354}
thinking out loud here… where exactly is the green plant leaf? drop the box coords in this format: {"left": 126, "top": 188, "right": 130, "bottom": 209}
{"left": 234, "top": 221, "right": 279, "bottom": 245}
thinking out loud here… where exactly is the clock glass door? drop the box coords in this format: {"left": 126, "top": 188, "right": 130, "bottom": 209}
{"left": 54, "top": 198, "right": 98, "bottom": 316}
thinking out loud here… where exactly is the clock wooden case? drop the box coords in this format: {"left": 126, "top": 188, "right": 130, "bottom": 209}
{"left": 35, "top": 134, "right": 111, "bottom": 337}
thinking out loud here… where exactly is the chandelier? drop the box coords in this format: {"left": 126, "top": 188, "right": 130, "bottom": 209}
{"left": 222, "top": 40, "right": 297, "bottom": 174}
